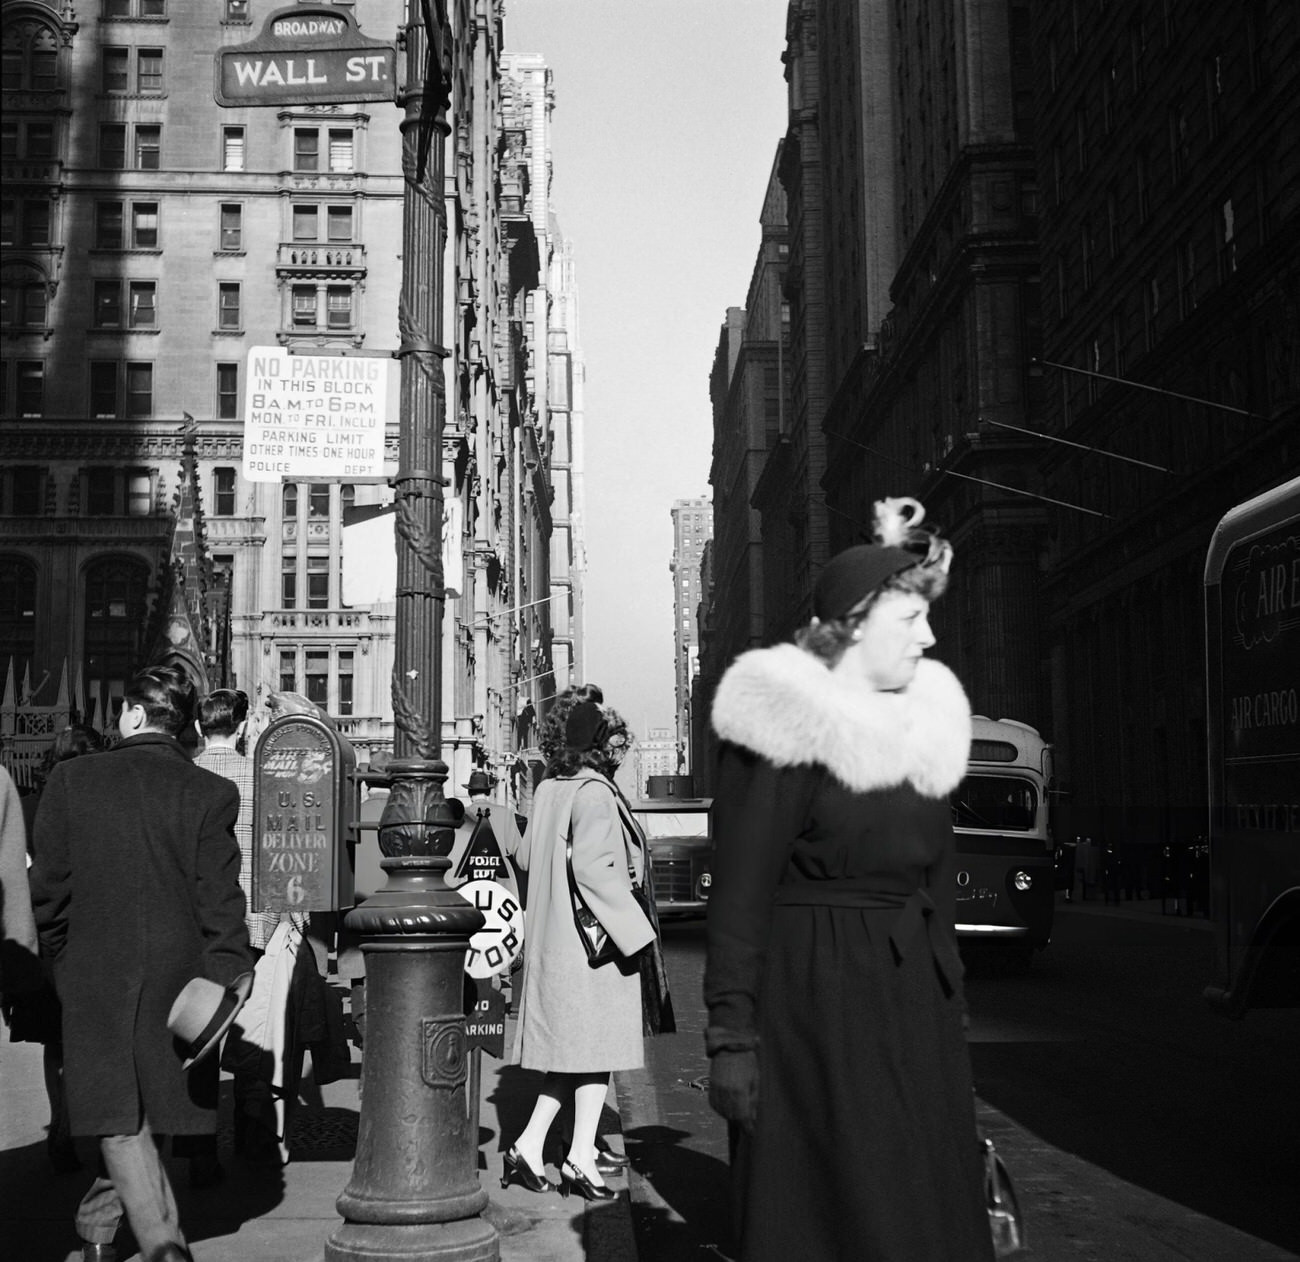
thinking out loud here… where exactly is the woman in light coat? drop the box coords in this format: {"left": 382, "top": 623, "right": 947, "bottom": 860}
{"left": 505, "top": 687, "right": 654, "bottom": 1201}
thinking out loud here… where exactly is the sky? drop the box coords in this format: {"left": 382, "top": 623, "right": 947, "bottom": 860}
{"left": 502, "top": 1, "right": 790, "bottom": 736}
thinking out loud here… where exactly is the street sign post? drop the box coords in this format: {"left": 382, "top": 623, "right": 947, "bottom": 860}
{"left": 214, "top": 4, "right": 396, "bottom": 107}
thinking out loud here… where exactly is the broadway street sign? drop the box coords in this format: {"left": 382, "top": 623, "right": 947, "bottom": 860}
{"left": 214, "top": 3, "right": 395, "bottom": 107}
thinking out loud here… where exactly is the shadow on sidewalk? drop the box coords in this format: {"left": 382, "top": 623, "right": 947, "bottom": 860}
{"left": 623, "top": 1122, "right": 735, "bottom": 1262}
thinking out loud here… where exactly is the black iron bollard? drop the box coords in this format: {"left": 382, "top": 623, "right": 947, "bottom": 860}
{"left": 325, "top": 759, "right": 499, "bottom": 1262}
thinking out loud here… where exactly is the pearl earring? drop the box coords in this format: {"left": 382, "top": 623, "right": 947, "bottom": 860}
{"left": 850, "top": 627, "right": 863, "bottom": 642}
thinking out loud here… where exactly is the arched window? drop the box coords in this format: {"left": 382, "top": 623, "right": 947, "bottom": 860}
{"left": 2, "top": 16, "right": 61, "bottom": 92}
{"left": 283, "top": 482, "right": 299, "bottom": 519}
{"left": 0, "top": 555, "right": 38, "bottom": 683}
{"left": 83, "top": 556, "right": 151, "bottom": 721}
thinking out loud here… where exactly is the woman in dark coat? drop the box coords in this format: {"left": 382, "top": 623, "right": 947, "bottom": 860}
{"left": 704, "top": 498, "right": 993, "bottom": 1262}
{"left": 30, "top": 665, "right": 252, "bottom": 1261}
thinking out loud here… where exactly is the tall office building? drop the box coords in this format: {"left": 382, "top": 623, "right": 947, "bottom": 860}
{"left": 1, "top": 2, "right": 576, "bottom": 806}
{"left": 669, "top": 497, "right": 711, "bottom": 773}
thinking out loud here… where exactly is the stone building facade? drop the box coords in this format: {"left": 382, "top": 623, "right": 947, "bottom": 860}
{"left": 0, "top": 0, "right": 579, "bottom": 801}
{"left": 703, "top": 0, "right": 1297, "bottom": 879}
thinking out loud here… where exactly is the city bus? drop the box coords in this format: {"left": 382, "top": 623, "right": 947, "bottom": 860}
{"left": 1203, "top": 475, "right": 1300, "bottom": 1016}
{"left": 951, "top": 716, "right": 1055, "bottom": 967}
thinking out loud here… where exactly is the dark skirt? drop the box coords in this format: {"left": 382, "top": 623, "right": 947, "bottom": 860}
{"left": 735, "top": 903, "right": 993, "bottom": 1262}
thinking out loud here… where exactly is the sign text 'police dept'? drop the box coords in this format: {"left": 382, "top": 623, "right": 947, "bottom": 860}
{"left": 242, "top": 346, "right": 392, "bottom": 482}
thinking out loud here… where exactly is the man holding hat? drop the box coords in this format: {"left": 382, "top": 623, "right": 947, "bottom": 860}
{"left": 30, "top": 665, "right": 253, "bottom": 1262}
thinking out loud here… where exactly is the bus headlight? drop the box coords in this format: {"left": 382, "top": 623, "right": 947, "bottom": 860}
{"left": 1013, "top": 870, "right": 1033, "bottom": 892}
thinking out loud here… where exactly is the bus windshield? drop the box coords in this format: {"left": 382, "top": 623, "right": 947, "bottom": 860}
{"left": 951, "top": 775, "right": 1037, "bottom": 831}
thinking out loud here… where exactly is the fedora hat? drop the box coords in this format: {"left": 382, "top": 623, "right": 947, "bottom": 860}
{"left": 464, "top": 770, "right": 493, "bottom": 795}
{"left": 167, "top": 972, "right": 253, "bottom": 1071}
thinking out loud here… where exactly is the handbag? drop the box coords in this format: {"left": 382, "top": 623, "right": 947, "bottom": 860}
{"left": 981, "top": 1135, "right": 1025, "bottom": 1256}
{"left": 565, "top": 824, "right": 623, "bottom": 969}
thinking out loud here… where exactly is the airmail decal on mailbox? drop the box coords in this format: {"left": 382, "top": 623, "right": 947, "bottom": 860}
{"left": 215, "top": 4, "right": 396, "bottom": 107}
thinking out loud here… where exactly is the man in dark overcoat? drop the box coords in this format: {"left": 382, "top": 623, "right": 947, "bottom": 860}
{"left": 30, "top": 665, "right": 253, "bottom": 1262}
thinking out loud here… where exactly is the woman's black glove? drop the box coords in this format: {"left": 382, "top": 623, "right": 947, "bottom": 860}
{"left": 708, "top": 1048, "right": 759, "bottom": 1132}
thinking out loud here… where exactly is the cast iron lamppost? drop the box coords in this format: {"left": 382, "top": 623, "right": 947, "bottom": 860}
{"left": 326, "top": 3, "right": 498, "bottom": 1259}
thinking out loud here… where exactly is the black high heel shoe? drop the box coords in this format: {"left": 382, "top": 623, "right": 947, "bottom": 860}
{"left": 501, "top": 1145, "right": 553, "bottom": 1193}
{"left": 595, "top": 1142, "right": 629, "bottom": 1175}
{"left": 559, "top": 1159, "right": 616, "bottom": 1202}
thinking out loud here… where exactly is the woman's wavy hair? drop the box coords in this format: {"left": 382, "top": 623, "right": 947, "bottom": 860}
{"left": 38, "top": 723, "right": 105, "bottom": 781}
{"left": 795, "top": 497, "right": 952, "bottom": 667}
{"left": 539, "top": 683, "right": 630, "bottom": 780}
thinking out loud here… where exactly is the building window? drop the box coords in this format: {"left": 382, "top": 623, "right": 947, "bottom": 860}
{"left": 217, "top": 362, "right": 239, "bottom": 419}
{"left": 104, "top": 0, "right": 167, "bottom": 14}
{"left": 338, "top": 650, "right": 354, "bottom": 716}
{"left": 137, "top": 48, "right": 163, "bottom": 94}
{"left": 0, "top": 558, "right": 37, "bottom": 681}
{"left": 282, "top": 553, "right": 297, "bottom": 607}
{"left": 1136, "top": 148, "right": 1150, "bottom": 223}
{"left": 1205, "top": 56, "right": 1224, "bottom": 140}
{"left": 25, "top": 121, "right": 54, "bottom": 159}
{"left": 1143, "top": 275, "right": 1160, "bottom": 351}
{"left": 326, "top": 286, "right": 352, "bottom": 329}
{"left": 304, "top": 649, "right": 329, "bottom": 705}
{"left": 293, "top": 128, "right": 319, "bottom": 171}
{"left": 1129, "top": 19, "right": 1146, "bottom": 92}
{"left": 226, "top": 0, "right": 250, "bottom": 20}
{"left": 84, "top": 557, "right": 151, "bottom": 711}
{"left": 0, "top": 275, "right": 48, "bottom": 329}
{"left": 135, "top": 124, "right": 160, "bottom": 170}
{"left": 126, "top": 469, "right": 152, "bottom": 517}
{"left": 308, "top": 483, "right": 330, "bottom": 518}
{"left": 341, "top": 484, "right": 356, "bottom": 514}
{"left": 125, "top": 361, "right": 152, "bottom": 417}
{"left": 292, "top": 285, "right": 316, "bottom": 326}
{"left": 219, "top": 203, "right": 242, "bottom": 250}
{"left": 222, "top": 126, "right": 244, "bottom": 172}
{"left": 1111, "top": 308, "right": 1126, "bottom": 378}
{"left": 213, "top": 467, "right": 236, "bottom": 516}
{"left": 279, "top": 648, "right": 296, "bottom": 692}
{"left": 1168, "top": 106, "right": 1188, "bottom": 183}
{"left": 282, "top": 482, "right": 298, "bottom": 519}
{"left": 217, "top": 282, "right": 241, "bottom": 329}
{"left": 306, "top": 555, "right": 329, "bottom": 609}
{"left": 293, "top": 204, "right": 318, "bottom": 240}
{"left": 86, "top": 467, "right": 116, "bottom": 515}
{"left": 90, "top": 361, "right": 117, "bottom": 416}
{"left": 10, "top": 467, "right": 43, "bottom": 516}
{"left": 1102, "top": 64, "right": 1115, "bottom": 135}
{"left": 96, "top": 201, "right": 124, "bottom": 249}
{"left": 1080, "top": 221, "right": 1093, "bottom": 290}
{"left": 13, "top": 199, "right": 50, "bottom": 246}
{"left": 1106, "top": 185, "right": 1119, "bottom": 259}
{"left": 1075, "top": 104, "right": 1088, "bottom": 174}
{"left": 1178, "top": 239, "right": 1197, "bottom": 317}
{"left": 327, "top": 130, "right": 354, "bottom": 173}
{"left": 94, "top": 282, "right": 122, "bottom": 327}
{"left": 327, "top": 205, "right": 353, "bottom": 241}
{"left": 128, "top": 280, "right": 156, "bottom": 328}
{"left": 102, "top": 47, "right": 128, "bottom": 93}
{"left": 17, "top": 361, "right": 44, "bottom": 416}
{"left": 100, "top": 124, "right": 126, "bottom": 169}
{"left": 3, "top": 18, "right": 60, "bottom": 91}
{"left": 131, "top": 202, "right": 158, "bottom": 248}
{"left": 1217, "top": 199, "right": 1237, "bottom": 280}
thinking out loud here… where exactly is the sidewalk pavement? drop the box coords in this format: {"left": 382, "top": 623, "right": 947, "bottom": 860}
{"left": 1053, "top": 891, "right": 1214, "bottom": 931}
{"left": 0, "top": 982, "right": 637, "bottom": 1262}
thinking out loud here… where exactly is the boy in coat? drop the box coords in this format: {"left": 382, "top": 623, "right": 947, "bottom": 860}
{"left": 30, "top": 665, "right": 253, "bottom": 1262}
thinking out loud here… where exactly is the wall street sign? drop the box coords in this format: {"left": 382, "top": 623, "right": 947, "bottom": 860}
{"left": 214, "top": 4, "right": 396, "bottom": 107}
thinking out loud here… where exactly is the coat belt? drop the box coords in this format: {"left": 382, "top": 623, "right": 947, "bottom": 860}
{"left": 771, "top": 880, "right": 963, "bottom": 994}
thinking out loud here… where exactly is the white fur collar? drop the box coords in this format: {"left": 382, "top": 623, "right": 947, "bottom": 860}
{"left": 711, "top": 644, "right": 971, "bottom": 798}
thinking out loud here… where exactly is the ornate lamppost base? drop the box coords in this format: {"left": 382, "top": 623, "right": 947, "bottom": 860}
{"left": 325, "top": 1218, "right": 500, "bottom": 1262}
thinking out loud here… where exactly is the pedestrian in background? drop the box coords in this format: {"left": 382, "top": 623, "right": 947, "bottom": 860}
{"left": 704, "top": 498, "right": 994, "bottom": 1261}
{"left": 5, "top": 725, "right": 105, "bottom": 1175}
{"left": 30, "top": 665, "right": 252, "bottom": 1262}
{"left": 504, "top": 687, "right": 655, "bottom": 1201}
{"left": 1, "top": 763, "right": 43, "bottom": 1043}
{"left": 191, "top": 688, "right": 284, "bottom": 1169}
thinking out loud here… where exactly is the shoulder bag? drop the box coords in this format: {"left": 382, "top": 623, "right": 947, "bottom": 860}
{"left": 565, "top": 817, "right": 626, "bottom": 969}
